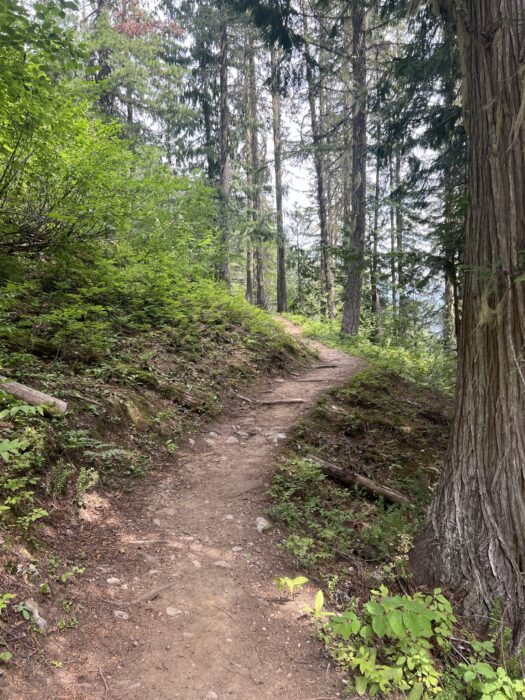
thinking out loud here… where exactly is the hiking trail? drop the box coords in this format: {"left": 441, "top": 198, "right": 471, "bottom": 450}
{"left": 12, "top": 320, "right": 364, "bottom": 700}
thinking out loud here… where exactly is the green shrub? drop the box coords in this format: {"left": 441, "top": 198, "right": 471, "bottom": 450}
{"left": 318, "top": 586, "right": 525, "bottom": 699}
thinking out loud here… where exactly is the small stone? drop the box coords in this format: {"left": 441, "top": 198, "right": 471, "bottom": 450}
{"left": 209, "top": 432, "right": 219, "bottom": 438}
{"left": 224, "top": 514, "right": 234, "bottom": 521}
{"left": 148, "top": 569, "right": 159, "bottom": 576}
{"left": 192, "top": 560, "right": 202, "bottom": 569}
{"left": 113, "top": 610, "right": 129, "bottom": 620}
{"left": 107, "top": 577, "right": 121, "bottom": 586}
{"left": 153, "top": 518, "right": 161, "bottom": 527}
{"left": 121, "top": 583, "right": 128, "bottom": 590}
{"left": 214, "top": 560, "right": 231, "bottom": 569}
{"left": 255, "top": 517, "right": 270, "bottom": 533}
{"left": 166, "top": 607, "right": 182, "bottom": 617}
{"left": 188, "top": 439, "right": 195, "bottom": 446}
{"left": 225, "top": 436, "right": 238, "bottom": 445}
{"left": 24, "top": 599, "right": 47, "bottom": 631}
{"left": 206, "top": 692, "right": 218, "bottom": 700}
{"left": 232, "top": 546, "right": 243, "bottom": 552}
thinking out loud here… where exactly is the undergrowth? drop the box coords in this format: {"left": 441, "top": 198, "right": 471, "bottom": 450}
{"left": 269, "top": 367, "right": 450, "bottom": 582}
{"left": 270, "top": 360, "right": 525, "bottom": 697}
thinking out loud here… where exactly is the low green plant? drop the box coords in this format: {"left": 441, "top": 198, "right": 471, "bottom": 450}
{"left": 315, "top": 585, "right": 525, "bottom": 699}
{"left": 274, "top": 575, "right": 309, "bottom": 597}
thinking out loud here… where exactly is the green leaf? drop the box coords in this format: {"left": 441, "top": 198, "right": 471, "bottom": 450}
{"left": 314, "top": 590, "right": 324, "bottom": 616}
{"left": 371, "top": 611, "right": 387, "bottom": 638}
{"left": 408, "top": 682, "right": 424, "bottom": 700}
{"left": 0, "top": 652, "right": 12, "bottom": 663}
{"left": 387, "top": 609, "right": 404, "bottom": 637}
{"left": 355, "top": 676, "right": 368, "bottom": 695}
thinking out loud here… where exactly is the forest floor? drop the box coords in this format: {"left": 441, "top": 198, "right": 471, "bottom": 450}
{"left": 6, "top": 319, "right": 365, "bottom": 700}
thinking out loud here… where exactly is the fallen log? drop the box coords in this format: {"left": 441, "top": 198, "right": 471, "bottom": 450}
{"left": 259, "top": 398, "right": 306, "bottom": 406}
{"left": 312, "top": 364, "right": 338, "bottom": 369}
{"left": 233, "top": 392, "right": 305, "bottom": 406}
{"left": 311, "top": 456, "right": 411, "bottom": 505}
{"left": 0, "top": 377, "right": 67, "bottom": 415}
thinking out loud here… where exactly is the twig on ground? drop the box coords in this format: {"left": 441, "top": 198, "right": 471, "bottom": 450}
{"left": 99, "top": 666, "right": 109, "bottom": 700}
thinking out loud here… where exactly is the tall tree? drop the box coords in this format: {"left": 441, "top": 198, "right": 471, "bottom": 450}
{"left": 271, "top": 44, "right": 288, "bottom": 312}
{"left": 341, "top": 1, "right": 366, "bottom": 335}
{"left": 413, "top": 0, "right": 525, "bottom": 646}
{"left": 218, "top": 2, "right": 231, "bottom": 287}
{"left": 302, "top": 1, "right": 334, "bottom": 318}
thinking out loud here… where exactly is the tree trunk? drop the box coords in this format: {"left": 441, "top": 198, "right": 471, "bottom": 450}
{"left": 443, "top": 270, "right": 456, "bottom": 351}
{"left": 371, "top": 114, "right": 381, "bottom": 328}
{"left": 246, "top": 242, "right": 254, "bottom": 303}
{"left": 413, "top": 0, "right": 525, "bottom": 647}
{"left": 218, "top": 6, "right": 231, "bottom": 289}
{"left": 302, "top": 2, "right": 334, "bottom": 319}
{"left": 341, "top": 3, "right": 366, "bottom": 335}
{"left": 394, "top": 152, "right": 405, "bottom": 335}
{"left": 389, "top": 156, "right": 397, "bottom": 313}
{"left": 341, "top": 11, "right": 352, "bottom": 256}
{"left": 271, "top": 45, "right": 287, "bottom": 313}
{"left": 247, "top": 36, "right": 268, "bottom": 310}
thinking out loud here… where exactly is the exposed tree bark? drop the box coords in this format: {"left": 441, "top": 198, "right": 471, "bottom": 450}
{"left": 413, "top": 0, "right": 525, "bottom": 647}
{"left": 218, "top": 5, "right": 231, "bottom": 289}
{"left": 301, "top": 1, "right": 334, "bottom": 319}
{"left": 341, "top": 2, "right": 367, "bottom": 335}
{"left": 271, "top": 45, "right": 287, "bottom": 313}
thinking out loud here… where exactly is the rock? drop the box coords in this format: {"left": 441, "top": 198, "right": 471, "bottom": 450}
{"left": 153, "top": 518, "right": 161, "bottom": 527}
{"left": 224, "top": 514, "right": 234, "bottom": 521}
{"left": 188, "top": 439, "right": 195, "bottom": 446}
{"left": 209, "top": 432, "right": 219, "bottom": 438}
{"left": 232, "top": 546, "right": 243, "bottom": 552}
{"left": 206, "top": 692, "right": 218, "bottom": 700}
{"left": 166, "top": 607, "right": 182, "bottom": 617}
{"left": 225, "top": 436, "right": 238, "bottom": 445}
{"left": 113, "top": 610, "right": 129, "bottom": 620}
{"left": 192, "top": 560, "right": 202, "bottom": 569}
{"left": 214, "top": 560, "right": 231, "bottom": 569}
{"left": 204, "top": 439, "right": 215, "bottom": 447}
{"left": 255, "top": 517, "right": 270, "bottom": 533}
{"left": 107, "top": 577, "right": 121, "bottom": 586}
{"left": 24, "top": 599, "right": 47, "bottom": 631}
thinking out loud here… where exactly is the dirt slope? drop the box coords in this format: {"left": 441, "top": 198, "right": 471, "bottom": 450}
{"left": 7, "top": 319, "right": 365, "bottom": 700}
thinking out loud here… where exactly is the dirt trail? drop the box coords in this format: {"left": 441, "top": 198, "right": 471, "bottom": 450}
{"left": 11, "top": 320, "right": 364, "bottom": 700}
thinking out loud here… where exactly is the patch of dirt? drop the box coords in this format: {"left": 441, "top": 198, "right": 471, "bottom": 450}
{"left": 4, "top": 319, "right": 365, "bottom": 699}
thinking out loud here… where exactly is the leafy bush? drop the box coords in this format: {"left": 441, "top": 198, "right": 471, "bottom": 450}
{"left": 318, "top": 586, "right": 525, "bottom": 699}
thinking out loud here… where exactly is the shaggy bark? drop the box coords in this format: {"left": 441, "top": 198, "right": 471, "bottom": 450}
{"left": 413, "top": 0, "right": 525, "bottom": 647}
